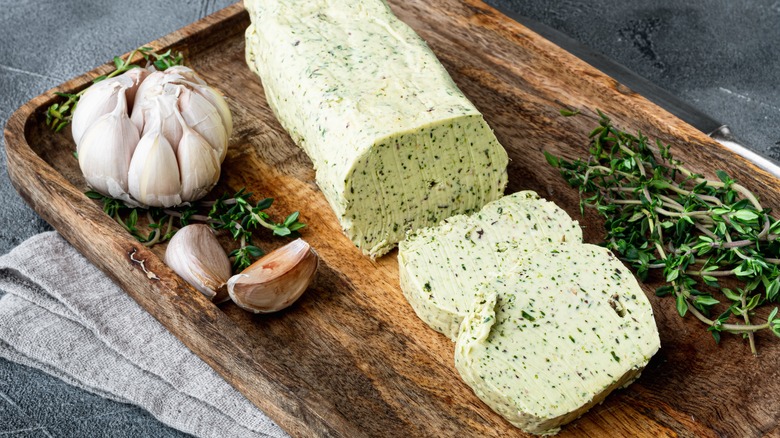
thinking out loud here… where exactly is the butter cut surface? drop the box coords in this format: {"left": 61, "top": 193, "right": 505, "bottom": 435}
{"left": 244, "top": 0, "right": 509, "bottom": 257}
{"left": 398, "top": 191, "right": 582, "bottom": 340}
{"left": 454, "top": 243, "right": 660, "bottom": 435}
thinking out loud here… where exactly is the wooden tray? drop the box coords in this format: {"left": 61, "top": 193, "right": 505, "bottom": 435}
{"left": 5, "top": 1, "right": 780, "bottom": 436}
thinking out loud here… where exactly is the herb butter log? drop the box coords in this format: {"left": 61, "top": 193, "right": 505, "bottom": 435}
{"left": 398, "top": 191, "right": 582, "bottom": 339}
{"left": 455, "top": 244, "right": 660, "bottom": 435}
{"left": 244, "top": 0, "right": 509, "bottom": 256}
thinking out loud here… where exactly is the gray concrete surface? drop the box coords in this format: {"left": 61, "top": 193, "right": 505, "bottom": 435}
{"left": 0, "top": 0, "right": 778, "bottom": 436}
{"left": 485, "top": 0, "right": 780, "bottom": 158}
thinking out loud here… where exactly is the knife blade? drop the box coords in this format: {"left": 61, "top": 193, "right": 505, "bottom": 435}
{"left": 487, "top": 2, "right": 780, "bottom": 178}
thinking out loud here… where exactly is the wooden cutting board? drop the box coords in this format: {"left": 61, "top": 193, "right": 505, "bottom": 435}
{"left": 5, "top": 1, "right": 780, "bottom": 436}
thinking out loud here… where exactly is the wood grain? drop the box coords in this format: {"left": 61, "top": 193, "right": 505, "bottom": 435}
{"left": 5, "top": 1, "right": 780, "bottom": 436}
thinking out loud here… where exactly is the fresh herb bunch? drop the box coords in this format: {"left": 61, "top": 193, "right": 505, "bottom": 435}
{"left": 545, "top": 110, "right": 780, "bottom": 354}
{"left": 45, "top": 46, "right": 184, "bottom": 132}
{"left": 203, "top": 189, "right": 306, "bottom": 271}
{"left": 88, "top": 189, "right": 306, "bottom": 272}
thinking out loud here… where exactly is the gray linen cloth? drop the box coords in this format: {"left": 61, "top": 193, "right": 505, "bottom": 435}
{"left": 0, "top": 231, "right": 288, "bottom": 438}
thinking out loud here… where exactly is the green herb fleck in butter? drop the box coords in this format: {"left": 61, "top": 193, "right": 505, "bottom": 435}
{"left": 455, "top": 243, "right": 660, "bottom": 435}
{"left": 244, "top": 0, "right": 508, "bottom": 257}
{"left": 398, "top": 191, "right": 582, "bottom": 339}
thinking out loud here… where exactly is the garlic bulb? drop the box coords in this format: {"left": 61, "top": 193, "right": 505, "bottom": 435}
{"left": 165, "top": 224, "right": 232, "bottom": 303}
{"left": 73, "top": 66, "right": 231, "bottom": 208}
{"left": 227, "top": 239, "right": 318, "bottom": 313}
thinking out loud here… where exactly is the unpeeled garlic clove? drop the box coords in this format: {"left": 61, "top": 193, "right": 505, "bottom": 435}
{"left": 165, "top": 224, "right": 232, "bottom": 303}
{"left": 130, "top": 70, "right": 166, "bottom": 133}
{"left": 72, "top": 81, "right": 123, "bottom": 147}
{"left": 174, "top": 108, "right": 221, "bottom": 202}
{"left": 78, "top": 91, "right": 139, "bottom": 198}
{"left": 178, "top": 87, "right": 228, "bottom": 161}
{"left": 74, "top": 68, "right": 148, "bottom": 145}
{"left": 143, "top": 92, "right": 183, "bottom": 150}
{"left": 227, "top": 239, "right": 318, "bottom": 313}
{"left": 127, "top": 129, "right": 183, "bottom": 207}
{"left": 156, "top": 66, "right": 231, "bottom": 140}
{"left": 184, "top": 81, "right": 233, "bottom": 141}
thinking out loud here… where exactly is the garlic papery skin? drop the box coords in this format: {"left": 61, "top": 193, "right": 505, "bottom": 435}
{"left": 165, "top": 224, "right": 232, "bottom": 303}
{"left": 121, "top": 68, "right": 150, "bottom": 110}
{"left": 165, "top": 65, "right": 207, "bottom": 85}
{"left": 78, "top": 92, "right": 139, "bottom": 198}
{"left": 227, "top": 239, "right": 319, "bottom": 314}
{"left": 127, "top": 129, "right": 182, "bottom": 208}
{"left": 174, "top": 108, "right": 221, "bottom": 202}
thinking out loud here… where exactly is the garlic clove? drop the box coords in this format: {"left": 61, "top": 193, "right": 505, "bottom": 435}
{"left": 165, "top": 224, "right": 232, "bottom": 303}
{"left": 130, "top": 70, "right": 167, "bottom": 133}
{"left": 127, "top": 129, "right": 183, "bottom": 207}
{"left": 78, "top": 92, "right": 139, "bottom": 198}
{"left": 72, "top": 81, "right": 123, "bottom": 147}
{"left": 227, "top": 239, "right": 318, "bottom": 314}
{"left": 178, "top": 87, "right": 228, "bottom": 162}
{"left": 173, "top": 108, "right": 221, "bottom": 202}
{"left": 143, "top": 92, "right": 183, "bottom": 151}
{"left": 72, "top": 68, "right": 148, "bottom": 146}
{"left": 158, "top": 66, "right": 231, "bottom": 141}
{"left": 186, "top": 82, "right": 233, "bottom": 140}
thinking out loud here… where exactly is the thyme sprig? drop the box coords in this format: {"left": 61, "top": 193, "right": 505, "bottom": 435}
{"left": 545, "top": 110, "right": 780, "bottom": 354}
{"left": 45, "top": 46, "right": 184, "bottom": 132}
{"left": 87, "top": 189, "right": 306, "bottom": 272}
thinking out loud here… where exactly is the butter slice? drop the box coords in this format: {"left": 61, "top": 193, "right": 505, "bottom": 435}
{"left": 398, "top": 191, "right": 582, "bottom": 340}
{"left": 455, "top": 243, "right": 660, "bottom": 435}
{"left": 244, "top": 0, "right": 508, "bottom": 257}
